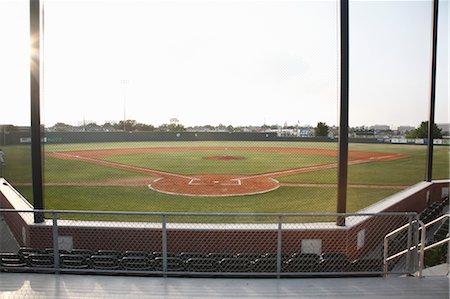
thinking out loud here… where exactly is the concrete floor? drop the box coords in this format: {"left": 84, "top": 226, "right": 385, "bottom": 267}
{"left": 0, "top": 272, "right": 448, "bottom": 299}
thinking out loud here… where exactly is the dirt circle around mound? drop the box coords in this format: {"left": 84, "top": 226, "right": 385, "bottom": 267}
{"left": 148, "top": 174, "right": 280, "bottom": 197}
{"left": 202, "top": 155, "right": 246, "bottom": 161}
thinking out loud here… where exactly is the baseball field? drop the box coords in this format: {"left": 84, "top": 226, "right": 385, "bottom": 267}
{"left": 2, "top": 141, "right": 449, "bottom": 221}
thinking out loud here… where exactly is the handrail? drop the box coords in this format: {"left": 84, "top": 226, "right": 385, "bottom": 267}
{"left": 418, "top": 214, "right": 449, "bottom": 277}
{"left": 383, "top": 216, "right": 418, "bottom": 276}
{"left": 383, "top": 214, "right": 449, "bottom": 278}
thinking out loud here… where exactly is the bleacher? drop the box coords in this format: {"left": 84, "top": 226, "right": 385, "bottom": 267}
{"left": 0, "top": 247, "right": 384, "bottom": 276}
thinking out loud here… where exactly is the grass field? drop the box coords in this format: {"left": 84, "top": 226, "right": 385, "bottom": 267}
{"left": 1, "top": 141, "right": 449, "bottom": 220}
{"left": 101, "top": 149, "right": 337, "bottom": 175}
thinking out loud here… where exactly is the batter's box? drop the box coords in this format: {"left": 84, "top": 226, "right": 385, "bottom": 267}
{"left": 188, "top": 178, "right": 241, "bottom": 186}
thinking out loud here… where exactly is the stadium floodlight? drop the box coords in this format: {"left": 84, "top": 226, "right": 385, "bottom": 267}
{"left": 121, "top": 79, "right": 129, "bottom": 132}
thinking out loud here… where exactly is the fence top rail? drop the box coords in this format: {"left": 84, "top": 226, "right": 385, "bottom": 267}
{"left": 0, "top": 208, "right": 417, "bottom": 218}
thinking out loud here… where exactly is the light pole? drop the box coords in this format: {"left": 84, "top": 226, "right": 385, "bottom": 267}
{"left": 120, "top": 79, "right": 129, "bottom": 131}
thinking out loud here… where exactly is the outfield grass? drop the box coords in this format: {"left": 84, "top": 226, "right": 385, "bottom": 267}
{"left": 278, "top": 144, "right": 449, "bottom": 185}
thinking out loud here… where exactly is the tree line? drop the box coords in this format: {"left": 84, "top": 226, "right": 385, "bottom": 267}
{"left": 4, "top": 120, "right": 443, "bottom": 138}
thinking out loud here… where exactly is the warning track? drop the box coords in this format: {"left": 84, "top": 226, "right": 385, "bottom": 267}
{"left": 48, "top": 147, "right": 408, "bottom": 197}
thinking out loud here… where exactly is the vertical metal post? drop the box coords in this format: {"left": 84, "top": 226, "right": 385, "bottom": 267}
{"left": 426, "top": 0, "right": 439, "bottom": 182}
{"left": 412, "top": 216, "right": 421, "bottom": 273}
{"left": 277, "top": 216, "right": 282, "bottom": 278}
{"left": 52, "top": 212, "right": 60, "bottom": 272}
{"left": 337, "top": 0, "right": 349, "bottom": 226}
{"left": 383, "top": 237, "right": 389, "bottom": 277}
{"left": 418, "top": 220, "right": 426, "bottom": 278}
{"left": 406, "top": 216, "right": 413, "bottom": 272}
{"left": 162, "top": 214, "right": 167, "bottom": 275}
{"left": 447, "top": 226, "right": 449, "bottom": 274}
{"left": 30, "top": 0, "right": 44, "bottom": 223}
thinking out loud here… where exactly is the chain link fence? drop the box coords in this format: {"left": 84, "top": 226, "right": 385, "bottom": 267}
{"left": 1, "top": 209, "right": 422, "bottom": 277}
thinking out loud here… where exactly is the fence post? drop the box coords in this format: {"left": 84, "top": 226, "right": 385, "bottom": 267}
{"left": 418, "top": 220, "right": 426, "bottom": 278}
{"left": 52, "top": 212, "right": 60, "bottom": 273}
{"left": 412, "top": 215, "right": 420, "bottom": 274}
{"left": 406, "top": 215, "right": 413, "bottom": 273}
{"left": 383, "top": 236, "right": 388, "bottom": 277}
{"left": 447, "top": 218, "right": 450, "bottom": 274}
{"left": 277, "top": 216, "right": 282, "bottom": 278}
{"left": 162, "top": 214, "right": 167, "bottom": 276}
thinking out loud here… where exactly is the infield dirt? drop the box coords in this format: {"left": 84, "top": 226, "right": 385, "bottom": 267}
{"left": 48, "top": 147, "right": 408, "bottom": 197}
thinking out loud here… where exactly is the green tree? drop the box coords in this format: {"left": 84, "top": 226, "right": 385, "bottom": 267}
{"left": 134, "top": 123, "right": 155, "bottom": 131}
{"left": 117, "top": 120, "right": 137, "bottom": 131}
{"left": 158, "top": 123, "right": 186, "bottom": 132}
{"left": 405, "top": 121, "right": 443, "bottom": 139}
{"left": 314, "top": 122, "right": 329, "bottom": 137}
{"left": 52, "top": 122, "right": 74, "bottom": 132}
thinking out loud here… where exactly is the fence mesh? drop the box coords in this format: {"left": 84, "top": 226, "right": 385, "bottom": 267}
{"left": 1, "top": 210, "right": 434, "bottom": 277}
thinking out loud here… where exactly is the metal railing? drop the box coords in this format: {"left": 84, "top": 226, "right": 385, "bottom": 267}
{"left": 384, "top": 214, "right": 449, "bottom": 278}
{"left": 417, "top": 214, "right": 449, "bottom": 277}
{"left": 0, "top": 209, "right": 417, "bottom": 277}
{"left": 383, "top": 216, "right": 421, "bottom": 276}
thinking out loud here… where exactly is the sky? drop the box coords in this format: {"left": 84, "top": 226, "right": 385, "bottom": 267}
{"left": 0, "top": 0, "right": 448, "bottom": 128}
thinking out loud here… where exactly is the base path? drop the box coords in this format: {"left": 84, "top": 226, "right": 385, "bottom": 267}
{"left": 48, "top": 147, "right": 408, "bottom": 197}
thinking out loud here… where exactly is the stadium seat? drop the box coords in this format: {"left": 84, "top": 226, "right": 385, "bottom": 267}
{"left": 123, "top": 250, "right": 151, "bottom": 257}
{"left": 283, "top": 253, "right": 320, "bottom": 272}
{"left": 252, "top": 257, "right": 278, "bottom": 273}
{"left": 319, "top": 253, "right": 350, "bottom": 272}
{"left": 218, "top": 257, "right": 253, "bottom": 272}
{"left": 60, "top": 254, "right": 90, "bottom": 269}
{"left": 90, "top": 255, "right": 120, "bottom": 270}
{"left": 18, "top": 247, "right": 45, "bottom": 258}
{"left": 27, "top": 253, "right": 55, "bottom": 269}
{"left": 70, "top": 249, "right": 94, "bottom": 258}
{"left": 96, "top": 250, "right": 123, "bottom": 258}
{"left": 185, "top": 257, "right": 218, "bottom": 272}
{"left": 45, "top": 248, "right": 69, "bottom": 255}
{"left": 152, "top": 251, "right": 179, "bottom": 258}
{"left": 235, "top": 253, "right": 266, "bottom": 262}
{"left": 0, "top": 253, "right": 27, "bottom": 269}
{"left": 179, "top": 252, "right": 207, "bottom": 261}
{"left": 207, "top": 253, "right": 234, "bottom": 261}
{"left": 120, "top": 256, "right": 154, "bottom": 271}
{"left": 154, "top": 257, "right": 185, "bottom": 272}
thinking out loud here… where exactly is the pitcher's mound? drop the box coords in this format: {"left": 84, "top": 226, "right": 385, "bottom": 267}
{"left": 148, "top": 174, "right": 280, "bottom": 197}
